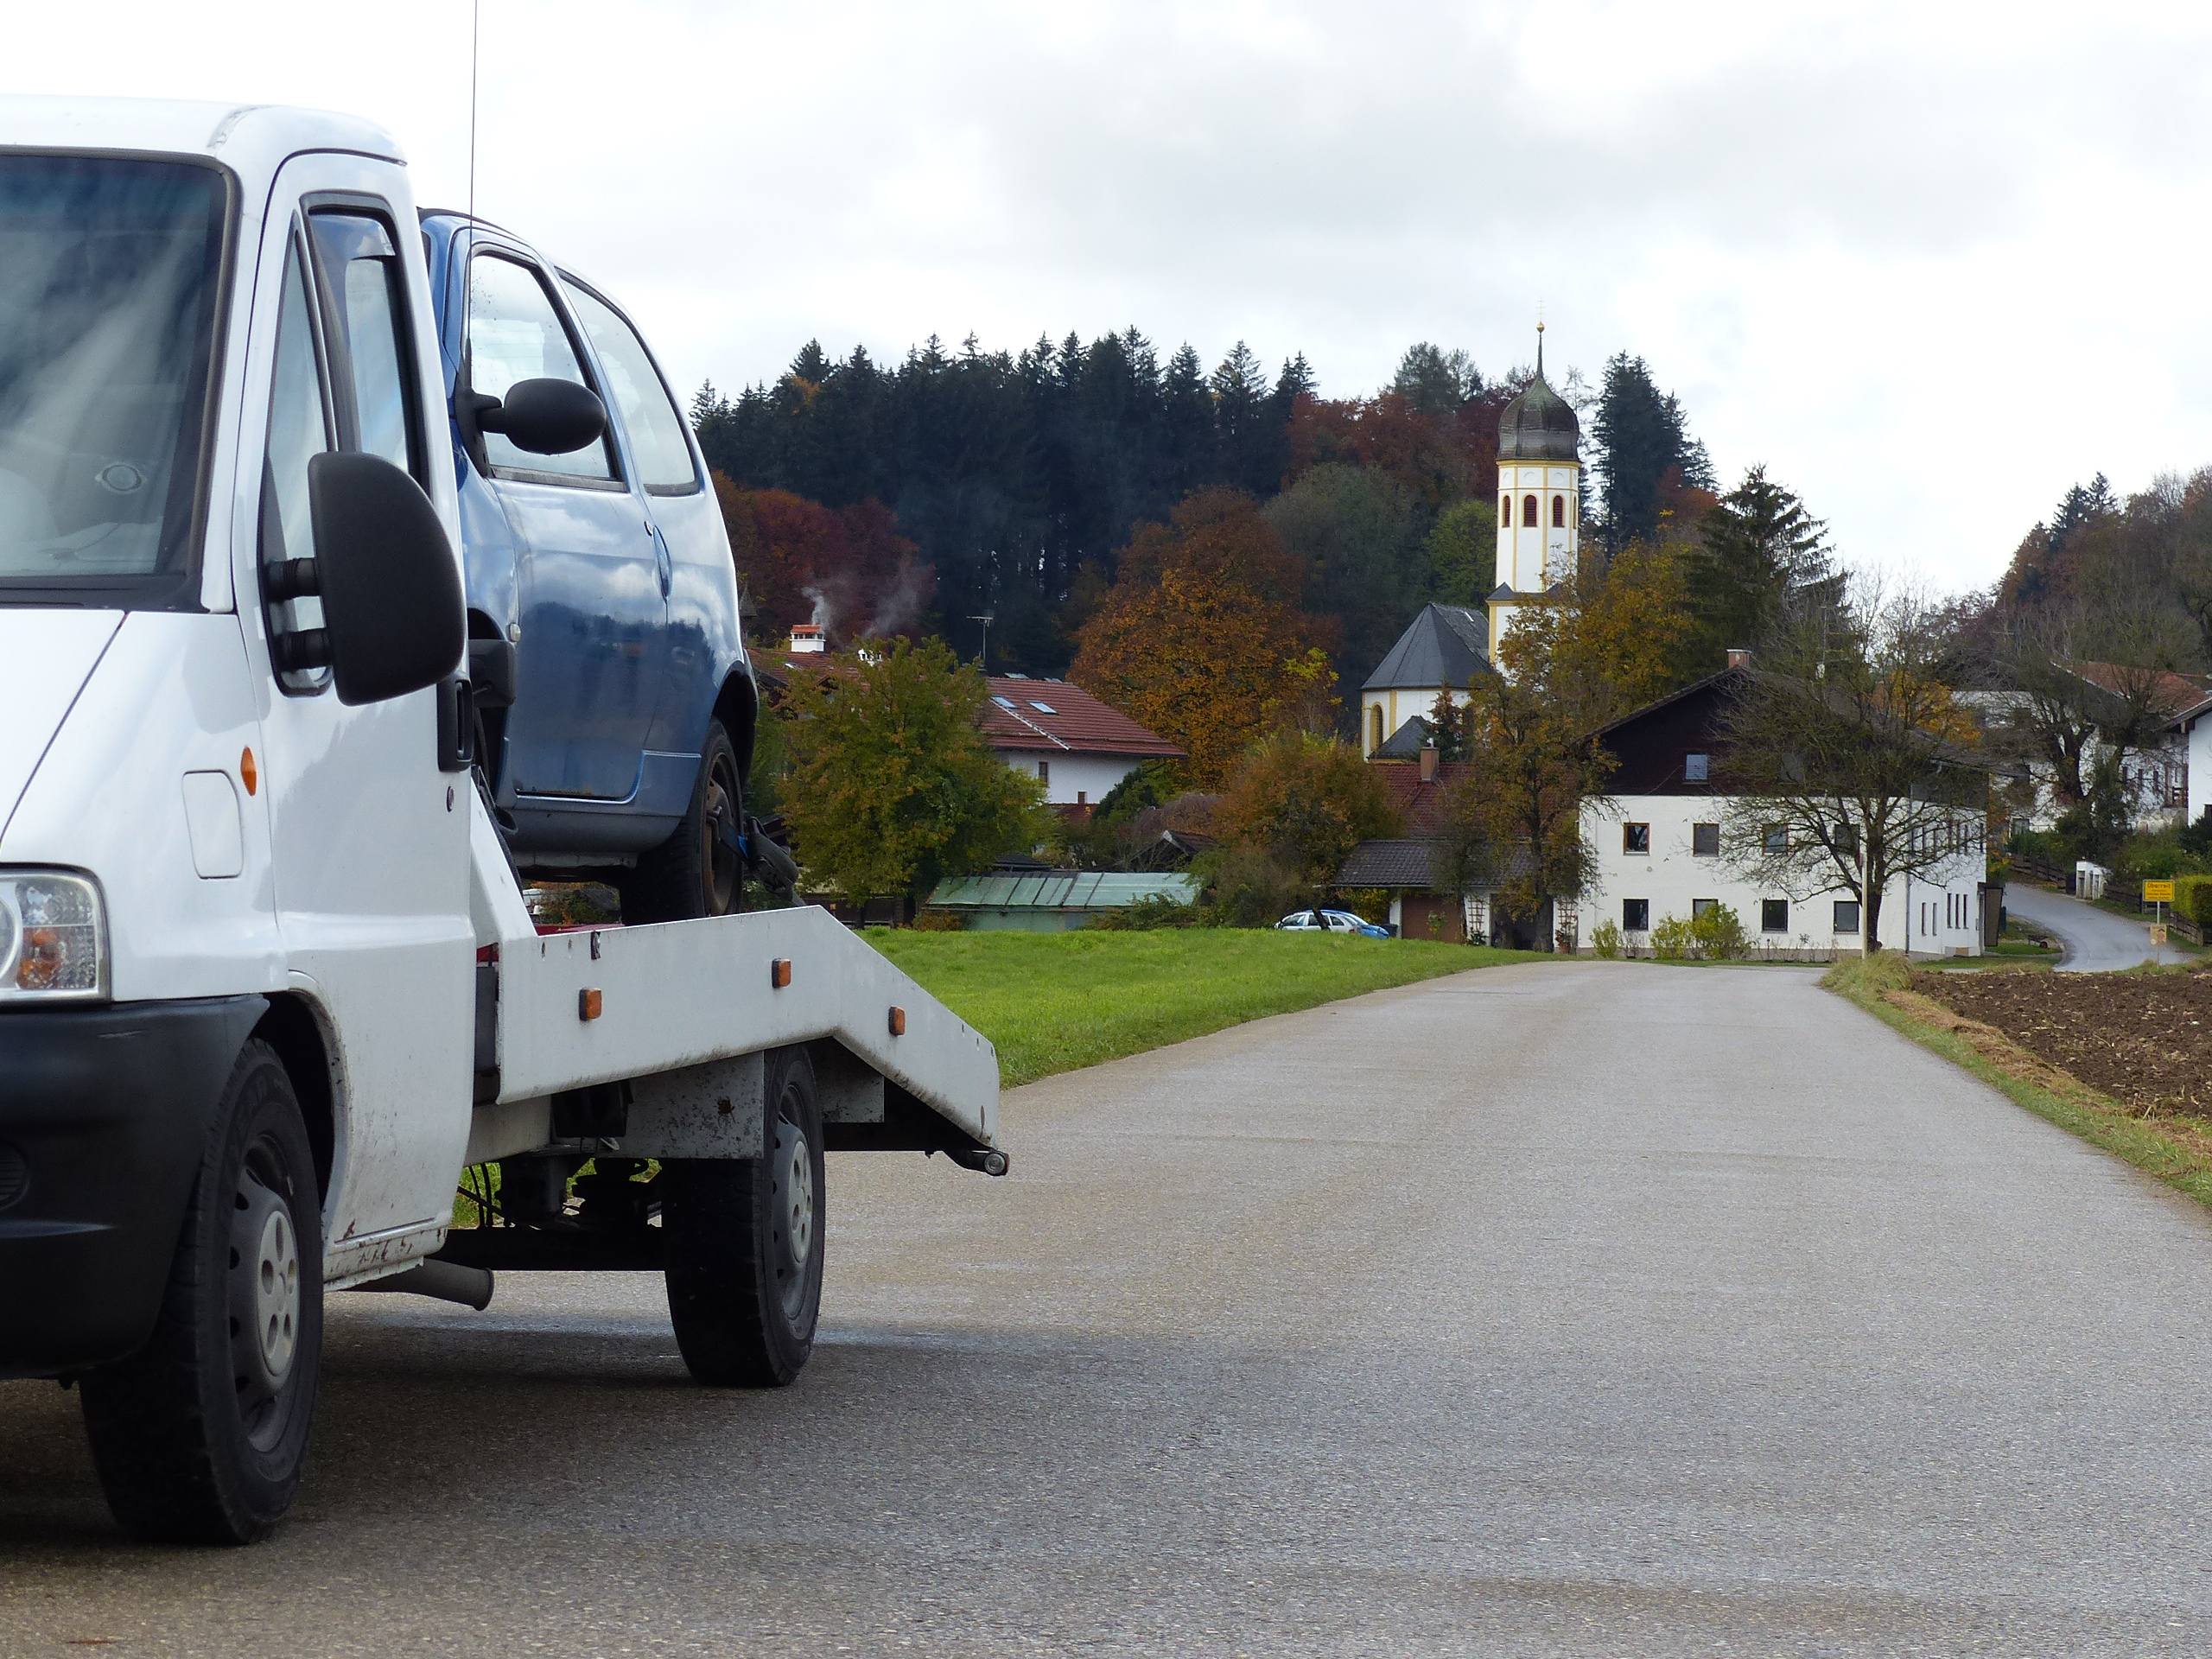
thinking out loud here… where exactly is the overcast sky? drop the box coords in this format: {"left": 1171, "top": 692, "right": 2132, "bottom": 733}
{"left": 10, "top": 1, "right": 2210, "bottom": 595}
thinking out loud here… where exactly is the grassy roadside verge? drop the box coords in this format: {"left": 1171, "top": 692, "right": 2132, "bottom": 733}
{"left": 867, "top": 929, "right": 1548, "bottom": 1088}
{"left": 1822, "top": 954, "right": 2212, "bottom": 1208}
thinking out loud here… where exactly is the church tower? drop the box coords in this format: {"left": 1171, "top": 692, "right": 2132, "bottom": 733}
{"left": 1487, "top": 323, "right": 1581, "bottom": 657}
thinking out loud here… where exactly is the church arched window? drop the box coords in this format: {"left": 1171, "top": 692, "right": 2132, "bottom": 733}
{"left": 1552, "top": 494, "right": 1565, "bottom": 528}
{"left": 1500, "top": 493, "right": 1510, "bottom": 525}
{"left": 1370, "top": 703, "right": 1383, "bottom": 753}
{"left": 1522, "top": 494, "right": 1538, "bottom": 526}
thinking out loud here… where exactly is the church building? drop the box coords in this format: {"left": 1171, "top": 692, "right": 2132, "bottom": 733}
{"left": 1489, "top": 324, "right": 1582, "bottom": 652}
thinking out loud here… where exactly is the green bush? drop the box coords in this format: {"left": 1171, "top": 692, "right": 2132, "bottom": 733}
{"left": 1690, "top": 903, "right": 1748, "bottom": 959}
{"left": 2116, "top": 823, "right": 2209, "bottom": 883}
{"left": 1649, "top": 906, "right": 1747, "bottom": 961}
{"left": 2174, "top": 874, "right": 2212, "bottom": 928}
{"left": 1087, "top": 893, "right": 1204, "bottom": 931}
{"left": 1590, "top": 918, "right": 1624, "bottom": 959}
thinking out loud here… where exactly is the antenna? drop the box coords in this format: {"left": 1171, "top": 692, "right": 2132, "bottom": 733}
{"left": 467, "top": 0, "right": 480, "bottom": 229}
{"left": 969, "top": 613, "right": 995, "bottom": 671}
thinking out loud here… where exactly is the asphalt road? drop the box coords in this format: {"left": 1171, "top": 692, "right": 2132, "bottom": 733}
{"left": 2004, "top": 882, "right": 2173, "bottom": 971}
{"left": 7, "top": 961, "right": 2212, "bottom": 1656}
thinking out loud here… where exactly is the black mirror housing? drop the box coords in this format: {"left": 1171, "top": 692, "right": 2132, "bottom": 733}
{"left": 307, "top": 451, "right": 465, "bottom": 707}
{"left": 476, "top": 377, "right": 606, "bottom": 456}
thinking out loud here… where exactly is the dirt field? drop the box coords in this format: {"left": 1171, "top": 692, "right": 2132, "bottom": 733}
{"left": 1921, "top": 967, "right": 2212, "bottom": 1116}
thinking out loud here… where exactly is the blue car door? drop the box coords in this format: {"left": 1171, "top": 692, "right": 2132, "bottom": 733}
{"left": 462, "top": 242, "right": 668, "bottom": 801}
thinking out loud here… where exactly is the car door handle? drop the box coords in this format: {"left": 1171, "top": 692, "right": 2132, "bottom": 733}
{"left": 649, "top": 525, "right": 671, "bottom": 599}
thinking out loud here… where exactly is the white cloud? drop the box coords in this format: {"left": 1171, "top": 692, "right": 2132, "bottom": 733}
{"left": 8, "top": 0, "right": 2209, "bottom": 593}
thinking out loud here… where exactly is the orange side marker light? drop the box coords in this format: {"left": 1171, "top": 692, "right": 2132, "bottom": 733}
{"left": 888, "top": 1007, "right": 906, "bottom": 1036}
{"left": 579, "top": 988, "right": 602, "bottom": 1020}
{"left": 770, "top": 958, "right": 792, "bottom": 989}
{"left": 239, "top": 747, "right": 258, "bottom": 796}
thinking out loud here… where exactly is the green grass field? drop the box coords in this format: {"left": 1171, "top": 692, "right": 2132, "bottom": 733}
{"left": 863, "top": 928, "right": 1548, "bottom": 1088}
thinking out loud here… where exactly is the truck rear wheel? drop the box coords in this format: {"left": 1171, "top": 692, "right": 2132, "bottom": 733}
{"left": 79, "top": 1039, "right": 323, "bottom": 1545}
{"left": 621, "top": 718, "right": 743, "bottom": 923}
{"left": 662, "top": 1046, "right": 824, "bottom": 1387}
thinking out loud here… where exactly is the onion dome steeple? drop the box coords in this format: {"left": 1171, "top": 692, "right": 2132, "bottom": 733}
{"left": 1497, "top": 322, "right": 1580, "bottom": 462}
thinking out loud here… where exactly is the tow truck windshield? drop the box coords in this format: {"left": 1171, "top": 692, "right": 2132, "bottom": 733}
{"left": 0, "top": 154, "right": 227, "bottom": 607}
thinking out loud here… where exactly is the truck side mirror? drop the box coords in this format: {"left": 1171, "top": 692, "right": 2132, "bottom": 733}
{"left": 471, "top": 378, "right": 606, "bottom": 456}
{"left": 302, "top": 451, "right": 465, "bottom": 706}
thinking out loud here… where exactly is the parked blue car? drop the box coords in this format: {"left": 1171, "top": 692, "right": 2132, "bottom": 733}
{"left": 1275, "top": 909, "right": 1394, "bottom": 938}
{"left": 421, "top": 214, "right": 760, "bottom": 919}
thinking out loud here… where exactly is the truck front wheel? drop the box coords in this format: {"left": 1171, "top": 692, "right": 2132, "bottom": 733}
{"left": 662, "top": 1046, "right": 824, "bottom": 1387}
{"left": 79, "top": 1039, "right": 324, "bottom": 1545}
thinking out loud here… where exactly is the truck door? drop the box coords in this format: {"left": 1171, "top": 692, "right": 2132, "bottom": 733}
{"left": 246, "top": 157, "right": 474, "bottom": 1262}
{"left": 462, "top": 247, "right": 669, "bottom": 802}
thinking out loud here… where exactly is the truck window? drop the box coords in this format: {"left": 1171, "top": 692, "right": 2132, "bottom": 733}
{"left": 307, "top": 212, "right": 420, "bottom": 481}
{"left": 0, "top": 155, "right": 227, "bottom": 607}
{"left": 261, "top": 236, "right": 334, "bottom": 694}
{"left": 560, "top": 278, "right": 699, "bottom": 496}
{"left": 465, "top": 254, "right": 618, "bottom": 487}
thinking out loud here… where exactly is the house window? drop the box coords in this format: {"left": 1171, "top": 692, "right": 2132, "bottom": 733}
{"left": 1624, "top": 823, "right": 1650, "bottom": 855}
{"left": 1623, "top": 899, "right": 1649, "bottom": 932}
{"left": 1523, "top": 493, "right": 1539, "bottom": 525}
{"left": 1692, "top": 823, "right": 1719, "bottom": 856}
{"left": 1763, "top": 824, "right": 1788, "bottom": 854}
{"left": 1037, "top": 760, "right": 1050, "bottom": 785}
{"left": 1684, "top": 753, "right": 1710, "bottom": 782}
{"left": 1834, "top": 899, "right": 1859, "bottom": 933}
{"left": 1552, "top": 493, "right": 1565, "bottom": 528}
{"left": 1692, "top": 899, "right": 1717, "bottom": 918}
{"left": 1761, "top": 899, "right": 1789, "bottom": 932}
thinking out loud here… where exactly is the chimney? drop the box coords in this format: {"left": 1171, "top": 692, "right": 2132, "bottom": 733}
{"left": 1420, "top": 745, "right": 1440, "bottom": 783}
{"left": 1726, "top": 647, "right": 1752, "bottom": 669}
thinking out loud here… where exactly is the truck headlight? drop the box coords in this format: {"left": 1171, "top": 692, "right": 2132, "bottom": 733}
{"left": 0, "top": 871, "right": 107, "bottom": 1001}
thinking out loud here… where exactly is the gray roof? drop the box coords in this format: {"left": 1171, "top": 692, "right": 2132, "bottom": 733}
{"left": 1372, "top": 715, "right": 1434, "bottom": 759}
{"left": 1333, "top": 838, "right": 1536, "bottom": 893}
{"left": 1363, "top": 604, "right": 1493, "bottom": 691}
{"left": 1335, "top": 839, "right": 1454, "bottom": 890}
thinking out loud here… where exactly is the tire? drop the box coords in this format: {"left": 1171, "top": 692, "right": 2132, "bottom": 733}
{"left": 621, "top": 718, "right": 743, "bottom": 924}
{"left": 79, "top": 1039, "right": 323, "bottom": 1545}
{"left": 662, "top": 1046, "right": 824, "bottom": 1387}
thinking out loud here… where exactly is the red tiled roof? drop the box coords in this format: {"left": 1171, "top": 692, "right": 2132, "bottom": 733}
{"left": 1371, "top": 759, "right": 1469, "bottom": 837}
{"left": 981, "top": 677, "right": 1185, "bottom": 760}
{"left": 2069, "top": 661, "right": 2210, "bottom": 718}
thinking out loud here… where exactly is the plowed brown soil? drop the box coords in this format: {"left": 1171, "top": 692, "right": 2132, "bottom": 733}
{"left": 1920, "top": 968, "right": 2212, "bottom": 1116}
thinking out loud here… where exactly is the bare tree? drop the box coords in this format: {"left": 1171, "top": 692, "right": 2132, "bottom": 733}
{"left": 1717, "top": 581, "right": 1988, "bottom": 952}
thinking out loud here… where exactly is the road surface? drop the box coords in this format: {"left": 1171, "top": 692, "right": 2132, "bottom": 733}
{"left": 7, "top": 961, "right": 2212, "bottom": 1656}
{"left": 2005, "top": 881, "right": 2174, "bottom": 971}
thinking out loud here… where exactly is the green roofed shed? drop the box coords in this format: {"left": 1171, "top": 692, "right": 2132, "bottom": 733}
{"left": 926, "top": 872, "right": 1201, "bottom": 931}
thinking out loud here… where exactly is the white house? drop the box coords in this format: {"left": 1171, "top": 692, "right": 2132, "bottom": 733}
{"left": 980, "top": 676, "right": 1184, "bottom": 809}
{"left": 1582, "top": 670, "right": 1990, "bottom": 957}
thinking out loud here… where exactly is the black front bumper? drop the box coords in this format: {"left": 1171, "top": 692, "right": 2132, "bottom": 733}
{"left": 0, "top": 995, "right": 266, "bottom": 1376}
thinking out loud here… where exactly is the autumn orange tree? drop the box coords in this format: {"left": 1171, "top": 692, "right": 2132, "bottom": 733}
{"left": 1214, "top": 731, "right": 1403, "bottom": 885}
{"left": 1070, "top": 490, "right": 1335, "bottom": 788}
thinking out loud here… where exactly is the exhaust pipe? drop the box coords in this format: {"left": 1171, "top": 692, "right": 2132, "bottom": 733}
{"left": 946, "top": 1146, "right": 1010, "bottom": 1177}
{"left": 350, "top": 1259, "right": 495, "bottom": 1310}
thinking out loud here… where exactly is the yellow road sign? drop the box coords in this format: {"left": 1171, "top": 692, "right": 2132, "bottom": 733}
{"left": 2144, "top": 880, "right": 2176, "bottom": 902}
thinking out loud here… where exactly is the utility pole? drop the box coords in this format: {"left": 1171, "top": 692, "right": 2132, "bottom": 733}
{"left": 969, "top": 613, "right": 994, "bottom": 672}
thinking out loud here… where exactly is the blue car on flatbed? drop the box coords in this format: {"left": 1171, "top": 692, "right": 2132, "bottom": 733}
{"left": 420, "top": 213, "right": 759, "bottom": 920}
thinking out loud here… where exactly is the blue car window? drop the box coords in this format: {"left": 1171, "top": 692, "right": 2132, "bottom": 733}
{"left": 466, "top": 253, "right": 617, "bottom": 486}
{"left": 561, "top": 278, "right": 698, "bottom": 496}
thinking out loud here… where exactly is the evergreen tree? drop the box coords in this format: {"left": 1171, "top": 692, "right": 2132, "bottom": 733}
{"left": 1591, "top": 353, "right": 1712, "bottom": 550}
{"left": 1683, "top": 466, "right": 1840, "bottom": 667}
{"left": 1391, "top": 342, "right": 1479, "bottom": 416}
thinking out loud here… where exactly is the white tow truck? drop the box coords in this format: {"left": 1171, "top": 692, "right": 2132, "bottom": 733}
{"left": 0, "top": 98, "right": 1003, "bottom": 1545}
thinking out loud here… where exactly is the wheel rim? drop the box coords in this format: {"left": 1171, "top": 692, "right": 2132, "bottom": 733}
{"left": 227, "top": 1147, "right": 302, "bottom": 1450}
{"left": 769, "top": 1104, "right": 816, "bottom": 1321}
{"left": 699, "top": 752, "right": 741, "bottom": 916}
